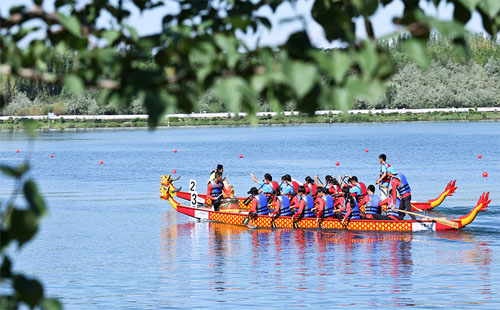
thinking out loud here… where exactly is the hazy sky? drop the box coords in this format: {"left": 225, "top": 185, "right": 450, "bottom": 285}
{"left": 0, "top": 0, "right": 487, "bottom": 49}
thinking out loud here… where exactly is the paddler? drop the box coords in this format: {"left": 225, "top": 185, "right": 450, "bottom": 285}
{"left": 379, "top": 191, "right": 401, "bottom": 220}
{"left": 337, "top": 186, "right": 361, "bottom": 225}
{"left": 387, "top": 167, "right": 417, "bottom": 220}
{"left": 348, "top": 176, "right": 370, "bottom": 207}
{"left": 247, "top": 186, "right": 270, "bottom": 216}
{"left": 314, "top": 188, "right": 336, "bottom": 220}
{"left": 207, "top": 172, "right": 224, "bottom": 211}
{"left": 208, "top": 164, "right": 224, "bottom": 182}
{"left": 250, "top": 173, "right": 279, "bottom": 198}
{"left": 364, "top": 185, "right": 389, "bottom": 220}
{"left": 304, "top": 176, "right": 317, "bottom": 198}
{"left": 271, "top": 188, "right": 293, "bottom": 218}
{"left": 376, "top": 154, "right": 391, "bottom": 200}
{"left": 290, "top": 186, "right": 316, "bottom": 221}
{"left": 280, "top": 174, "right": 296, "bottom": 198}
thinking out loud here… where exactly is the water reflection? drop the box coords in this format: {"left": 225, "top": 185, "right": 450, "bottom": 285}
{"left": 161, "top": 216, "right": 495, "bottom": 308}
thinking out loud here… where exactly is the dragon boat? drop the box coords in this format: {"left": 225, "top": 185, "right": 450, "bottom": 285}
{"left": 159, "top": 176, "right": 490, "bottom": 232}
{"left": 160, "top": 175, "right": 457, "bottom": 212}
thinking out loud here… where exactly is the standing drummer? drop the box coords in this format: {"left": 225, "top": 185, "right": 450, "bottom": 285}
{"left": 376, "top": 154, "right": 391, "bottom": 200}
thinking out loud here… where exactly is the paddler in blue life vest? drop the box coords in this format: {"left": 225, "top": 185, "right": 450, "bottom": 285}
{"left": 250, "top": 172, "right": 279, "bottom": 198}
{"left": 376, "top": 154, "right": 391, "bottom": 200}
{"left": 314, "top": 188, "right": 336, "bottom": 221}
{"left": 247, "top": 186, "right": 270, "bottom": 216}
{"left": 387, "top": 167, "right": 417, "bottom": 220}
{"left": 364, "top": 184, "right": 390, "bottom": 220}
{"left": 271, "top": 187, "right": 293, "bottom": 218}
{"left": 207, "top": 172, "right": 224, "bottom": 211}
{"left": 379, "top": 190, "right": 402, "bottom": 220}
{"left": 290, "top": 186, "right": 316, "bottom": 221}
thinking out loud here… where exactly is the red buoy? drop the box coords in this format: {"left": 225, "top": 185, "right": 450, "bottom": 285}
{"left": 99, "top": 161, "right": 103, "bottom": 165}
{"left": 478, "top": 154, "right": 482, "bottom": 159}
{"left": 482, "top": 172, "right": 488, "bottom": 177}
{"left": 336, "top": 161, "right": 340, "bottom": 166}
{"left": 174, "top": 149, "right": 177, "bottom": 153}
{"left": 365, "top": 149, "right": 369, "bottom": 153}
{"left": 172, "top": 169, "right": 176, "bottom": 174}
{"left": 16, "top": 150, "right": 19, "bottom": 153}
{"left": 239, "top": 154, "right": 243, "bottom": 158}
{"left": 50, "top": 154, "right": 54, "bottom": 158}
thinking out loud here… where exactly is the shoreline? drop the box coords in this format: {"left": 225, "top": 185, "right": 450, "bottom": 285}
{"left": 1, "top": 108, "right": 499, "bottom": 130}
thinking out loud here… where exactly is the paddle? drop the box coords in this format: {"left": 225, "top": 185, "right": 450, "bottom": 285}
{"left": 243, "top": 183, "right": 264, "bottom": 206}
{"left": 395, "top": 209, "right": 459, "bottom": 228}
{"left": 380, "top": 184, "right": 424, "bottom": 212}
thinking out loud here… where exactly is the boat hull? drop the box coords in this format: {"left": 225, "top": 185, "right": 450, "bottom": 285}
{"left": 175, "top": 204, "right": 459, "bottom": 232}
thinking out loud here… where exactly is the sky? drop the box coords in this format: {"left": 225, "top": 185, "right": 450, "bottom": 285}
{"left": 0, "top": 0, "right": 488, "bottom": 49}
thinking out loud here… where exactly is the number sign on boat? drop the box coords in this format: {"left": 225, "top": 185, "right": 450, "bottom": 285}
{"left": 190, "top": 191, "right": 198, "bottom": 208}
{"left": 189, "top": 179, "right": 196, "bottom": 192}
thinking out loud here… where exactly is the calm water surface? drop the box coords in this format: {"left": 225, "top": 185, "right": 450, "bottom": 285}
{"left": 1, "top": 122, "right": 500, "bottom": 309}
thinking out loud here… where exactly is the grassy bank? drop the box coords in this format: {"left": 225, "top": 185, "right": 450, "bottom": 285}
{"left": 1, "top": 110, "right": 500, "bottom": 130}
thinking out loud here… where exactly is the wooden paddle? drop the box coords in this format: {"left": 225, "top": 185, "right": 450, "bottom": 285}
{"left": 379, "top": 184, "right": 424, "bottom": 212}
{"left": 395, "top": 209, "right": 459, "bottom": 228}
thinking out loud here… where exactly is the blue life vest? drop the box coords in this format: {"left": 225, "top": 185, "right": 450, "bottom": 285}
{"left": 322, "top": 195, "right": 335, "bottom": 217}
{"left": 387, "top": 197, "right": 401, "bottom": 218}
{"left": 342, "top": 198, "right": 360, "bottom": 219}
{"left": 255, "top": 194, "right": 269, "bottom": 215}
{"left": 302, "top": 195, "right": 316, "bottom": 218}
{"left": 277, "top": 196, "right": 293, "bottom": 216}
{"left": 209, "top": 180, "right": 223, "bottom": 198}
{"left": 393, "top": 173, "right": 411, "bottom": 196}
{"left": 365, "top": 194, "right": 381, "bottom": 215}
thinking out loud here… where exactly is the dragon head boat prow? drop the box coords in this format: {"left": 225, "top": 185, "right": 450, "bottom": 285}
{"left": 161, "top": 174, "right": 181, "bottom": 187}
{"left": 427, "top": 180, "right": 457, "bottom": 208}
{"left": 458, "top": 192, "right": 491, "bottom": 228}
{"left": 159, "top": 184, "right": 182, "bottom": 210}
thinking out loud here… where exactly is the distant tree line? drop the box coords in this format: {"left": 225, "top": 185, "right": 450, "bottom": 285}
{"left": 1, "top": 33, "right": 499, "bottom": 116}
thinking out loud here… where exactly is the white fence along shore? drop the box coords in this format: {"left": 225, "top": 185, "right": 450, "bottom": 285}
{"left": 1, "top": 107, "right": 499, "bottom": 121}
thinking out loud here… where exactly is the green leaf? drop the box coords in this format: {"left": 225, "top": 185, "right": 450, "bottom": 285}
{"left": 1, "top": 256, "right": 13, "bottom": 279}
{"left": 21, "top": 119, "right": 37, "bottom": 139}
{"left": 8, "top": 209, "right": 39, "bottom": 247}
{"left": 64, "top": 75, "right": 84, "bottom": 96}
{"left": 402, "top": 39, "right": 430, "bottom": 70}
{"left": 351, "top": 0, "right": 379, "bottom": 16}
{"left": 57, "top": 12, "right": 82, "bottom": 37}
{"left": 428, "top": 18, "right": 468, "bottom": 39}
{"left": 41, "top": 298, "right": 62, "bottom": 310}
{"left": 23, "top": 180, "right": 47, "bottom": 217}
{"left": 458, "top": 0, "right": 480, "bottom": 12}
{"left": 0, "top": 296, "right": 17, "bottom": 310}
{"left": 0, "top": 164, "right": 29, "bottom": 178}
{"left": 102, "top": 30, "right": 121, "bottom": 44}
{"left": 312, "top": 0, "right": 355, "bottom": 43}
{"left": 312, "top": 51, "right": 351, "bottom": 84}
{"left": 285, "top": 61, "right": 317, "bottom": 98}
{"left": 333, "top": 87, "right": 353, "bottom": 112}
{"left": 144, "top": 90, "right": 172, "bottom": 128}
{"left": 479, "top": 0, "right": 500, "bottom": 19}
{"left": 214, "top": 34, "right": 239, "bottom": 69}
{"left": 250, "top": 74, "right": 268, "bottom": 94}
{"left": 358, "top": 40, "right": 378, "bottom": 79}
{"left": 214, "top": 77, "right": 247, "bottom": 112}
{"left": 347, "top": 79, "right": 386, "bottom": 102}
{"left": 13, "top": 275, "right": 44, "bottom": 308}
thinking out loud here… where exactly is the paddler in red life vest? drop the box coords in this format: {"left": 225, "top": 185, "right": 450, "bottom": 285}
{"left": 304, "top": 176, "right": 317, "bottom": 198}
{"left": 387, "top": 167, "right": 417, "bottom": 220}
{"left": 247, "top": 186, "right": 270, "bottom": 216}
{"left": 270, "top": 188, "right": 293, "bottom": 218}
{"left": 348, "top": 176, "right": 370, "bottom": 207}
{"left": 338, "top": 186, "right": 361, "bottom": 225}
{"left": 290, "top": 186, "right": 316, "bottom": 221}
{"left": 376, "top": 154, "right": 391, "bottom": 200}
{"left": 250, "top": 172, "right": 279, "bottom": 198}
{"left": 207, "top": 172, "right": 224, "bottom": 211}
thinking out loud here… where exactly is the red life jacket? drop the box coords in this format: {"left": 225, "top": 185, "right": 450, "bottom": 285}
{"left": 306, "top": 183, "right": 317, "bottom": 197}
{"left": 292, "top": 181, "right": 300, "bottom": 193}
{"left": 271, "top": 181, "right": 279, "bottom": 191}
{"left": 357, "top": 182, "right": 368, "bottom": 201}
{"left": 380, "top": 163, "right": 392, "bottom": 184}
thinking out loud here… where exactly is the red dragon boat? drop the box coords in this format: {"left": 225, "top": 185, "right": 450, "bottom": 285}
{"left": 159, "top": 176, "right": 490, "bottom": 232}
{"left": 160, "top": 175, "right": 457, "bottom": 212}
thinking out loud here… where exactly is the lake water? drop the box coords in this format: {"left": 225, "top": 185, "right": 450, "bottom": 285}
{"left": 1, "top": 122, "right": 500, "bottom": 309}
